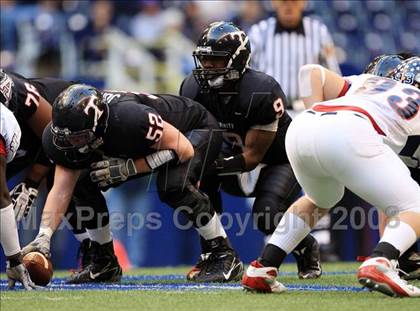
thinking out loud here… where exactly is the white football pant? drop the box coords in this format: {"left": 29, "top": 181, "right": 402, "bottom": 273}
{"left": 285, "top": 110, "right": 420, "bottom": 215}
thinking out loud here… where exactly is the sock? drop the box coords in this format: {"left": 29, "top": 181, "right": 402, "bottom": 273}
{"left": 0, "top": 204, "right": 21, "bottom": 257}
{"left": 74, "top": 231, "right": 90, "bottom": 243}
{"left": 267, "top": 212, "right": 312, "bottom": 254}
{"left": 260, "top": 244, "right": 287, "bottom": 268}
{"left": 196, "top": 213, "right": 227, "bottom": 240}
{"left": 378, "top": 219, "right": 417, "bottom": 257}
{"left": 372, "top": 242, "right": 400, "bottom": 260}
{"left": 87, "top": 224, "right": 112, "bottom": 245}
{"left": 311, "top": 214, "right": 331, "bottom": 245}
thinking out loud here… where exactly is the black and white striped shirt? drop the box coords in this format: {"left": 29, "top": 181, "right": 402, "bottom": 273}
{"left": 249, "top": 16, "right": 341, "bottom": 105}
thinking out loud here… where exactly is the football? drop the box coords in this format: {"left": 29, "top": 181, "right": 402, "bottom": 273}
{"left": 22, "top": 252, "right": 53, "bottom": 286}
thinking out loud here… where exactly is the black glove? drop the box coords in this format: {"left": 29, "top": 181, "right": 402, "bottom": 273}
{"left": 90, "top": 157, "right": 137, "bottom": 188}
{"left": 10, "top": 180, "right": 39, "bottom": 222}
{"left": 209, "top": 154, "right": 247, "bottom": 176}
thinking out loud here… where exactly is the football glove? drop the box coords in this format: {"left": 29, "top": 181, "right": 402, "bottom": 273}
{"left": 208, "top": 154, "right": 246, "bottom": 176}
{"left": 90, "top": 157, "right": 137, "bottom": 188}
{"left": 6, "top": 260, "right": 36, "bottom": 290}
{"left": 22, "top": 233, "right": 51, "bottom": 258}
{"left": 10, "top": 181, "right": 39, "bottom": 222}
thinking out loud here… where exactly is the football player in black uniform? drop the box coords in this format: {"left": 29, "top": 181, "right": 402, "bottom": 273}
{"left": 0, "top": 69, "right": 119, "bottom": 281}
{"left": 180, "top": 21, "right": 322, "bottom": 281}
{"left": 363, "top": 54, "right": 420, "bottom": 280}
{"left": 23, "top": 84, "right": 242, "bottom": 282}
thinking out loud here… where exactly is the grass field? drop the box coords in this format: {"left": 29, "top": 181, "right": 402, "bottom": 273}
{"left": 1, "top": 262, "right": 419, "bottom": 311}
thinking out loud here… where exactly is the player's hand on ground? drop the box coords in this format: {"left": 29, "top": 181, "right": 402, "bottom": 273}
{"left": 90, "top": 157, "right": 137, "bottom": 188}
{"left": 22, "top": 233, "right": 51, "bottom": 258}
{"left": 11, "top": 181, "right": 39, "bottom": 222}
{"left": 6, "top": 262, "right": 36, "bottom": 290}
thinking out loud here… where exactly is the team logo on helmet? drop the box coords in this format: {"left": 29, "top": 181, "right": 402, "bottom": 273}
{"left": 0, "top": 69, "right": 14, "bottom": 108}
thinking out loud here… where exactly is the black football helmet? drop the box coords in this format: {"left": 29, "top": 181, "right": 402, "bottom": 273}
{"left": 390, "top": 56, "right": 420, "bottom": 89}
{"left": 0, "top": 69, "right": 14, "bottom": 109}
{"left": 192, "top": 21, "right": 251, "bottom": 90}
{"left": 51, "top": 84, "right": 108, "bottom": 153}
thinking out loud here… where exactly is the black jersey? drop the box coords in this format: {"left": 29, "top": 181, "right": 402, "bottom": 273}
{"left": 6, "top": 71, "right": 74, "bottom": 122}
{"left": 43, "top": 91, "right": 218, "bottom": 170}
{"left": 180, "top": 69, "right": 291, "bottom": 165}
{"left": 6, "top": 72, "right": 74, "bottom": 178}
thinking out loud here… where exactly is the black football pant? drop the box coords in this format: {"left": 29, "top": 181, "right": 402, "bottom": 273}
{"left": 65, "top": 171, "right": 109, "bottom": 234}
{"left": 200, "top": 163, "right": 301, "bottom": 235}
{"left": 157, "top": 127, "right": 223, "bottom": 227}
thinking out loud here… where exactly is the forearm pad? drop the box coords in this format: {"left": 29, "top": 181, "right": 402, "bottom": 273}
{"left": 145, "top": 150, "right": 178, "bottom": 170}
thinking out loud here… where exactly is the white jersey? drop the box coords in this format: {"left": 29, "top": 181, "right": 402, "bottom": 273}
{"left": 318, "top": 74, "right": 420, "bottom": 153}
{"left": 0, "top": 103, "right": 21, "bottom": 163}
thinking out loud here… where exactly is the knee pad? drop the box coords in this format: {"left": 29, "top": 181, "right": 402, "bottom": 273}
{"left": 256, "top": 164, "right": 301, "bottom": 206}
{"left": 252, "top": 192, "right": 288, "bottom": 235}
{"left": 159, "top": 184, "right": 215, "bottom": 226}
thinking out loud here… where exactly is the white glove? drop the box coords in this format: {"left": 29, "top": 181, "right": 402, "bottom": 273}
{"left": 22, "top": 233, "right": 51, "bottom": 258}
{"left": 10, "top": 182, "right": 39, "bottom": 222}
{"left": 6, "top": 261, "right": 36, "bottom": 290}
{"left": 90, "top": 157, "right": 137, "bottom": 188}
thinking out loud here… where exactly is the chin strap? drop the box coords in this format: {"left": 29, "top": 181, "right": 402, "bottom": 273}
{"left": 208, "top": 76, "right": 225, "bottom": 88}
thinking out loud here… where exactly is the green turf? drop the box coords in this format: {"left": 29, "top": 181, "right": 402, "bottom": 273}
{"left": 1, "top": 263, "right": 419, "bottom": 311}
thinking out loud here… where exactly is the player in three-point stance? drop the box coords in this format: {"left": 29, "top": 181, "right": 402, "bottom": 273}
{"left": 242, "top": 57, "right": 420, "bottom": 297}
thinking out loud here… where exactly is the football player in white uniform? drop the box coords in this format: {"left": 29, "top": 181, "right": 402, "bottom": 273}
{"left": 298, "top": 54, "right": 420, "bottom": 280}
{"left": 242, "top": 57, "right": 420, "bottom": 297}
{"left": 362, "top": 54, "right": 420, "bottom": 280}
{"left": 0, "top": 102, "right": 35, "bottom": 290}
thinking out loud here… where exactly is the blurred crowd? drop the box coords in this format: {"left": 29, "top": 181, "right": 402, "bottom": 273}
{"left": 1, "top": 0, "right": 419, "bottom": 94}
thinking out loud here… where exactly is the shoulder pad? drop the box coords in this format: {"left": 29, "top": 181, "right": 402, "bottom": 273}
{"left": 180, "top": 73, "right": 200, "bottom": 99}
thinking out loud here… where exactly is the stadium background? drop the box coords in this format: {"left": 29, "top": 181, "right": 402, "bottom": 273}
{"left": 1, "top": 0, "right": 419, "bottom": 271}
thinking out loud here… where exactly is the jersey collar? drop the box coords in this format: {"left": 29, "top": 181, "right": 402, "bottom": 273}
{"left": 275, "top": 19, "right": 305, "bottom": 35}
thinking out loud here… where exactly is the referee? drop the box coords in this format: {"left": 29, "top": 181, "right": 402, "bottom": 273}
{"left": 249, "top": 0, "right": 341, "bottom": 112}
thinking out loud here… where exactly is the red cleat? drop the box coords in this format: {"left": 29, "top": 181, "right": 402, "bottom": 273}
{"left": 357, "top": 257, "right": 420, "bottom": 297}
{"left": 242, "top": 260, "right": 286, "bottom": 293}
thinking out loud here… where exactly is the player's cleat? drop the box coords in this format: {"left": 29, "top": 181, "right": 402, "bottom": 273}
{"left": 66, "top": 241, "right": 122, "bottom": 284}
{"left": 357, "top": 257, "right": 420, "bottom": 297}
{"left": 292, "top": 237, "right": 322, "bottom": 279}
{"left": 399, "top": 251, "right": 420, "bottom": 280}
{"left": 242, "top": 260, "right": 286, "bottom": 293}
{"left": 194, "top": 250, "right": 243, "bottom": 283}
{"left": 77, "top": 239, "right": 95, "bottom": 270}
{"left": 186, "top": 252, "right": 211, "bottom": 281}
